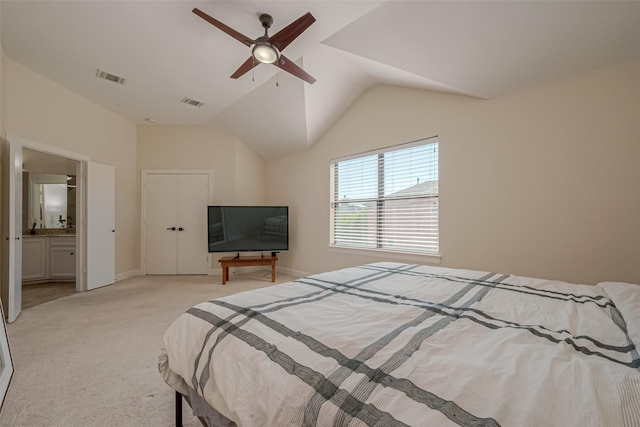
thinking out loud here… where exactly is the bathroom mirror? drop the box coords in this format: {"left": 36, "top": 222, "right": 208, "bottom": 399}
{"left": 22, "top": 149, "right": 78, "bottom": 232}
{"left": 24, "top": 173, "right": 76, "bottom": 230}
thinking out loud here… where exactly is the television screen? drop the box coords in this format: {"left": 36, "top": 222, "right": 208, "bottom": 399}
{"left": 207, "top": 206, "right": 289, "bottom": 253}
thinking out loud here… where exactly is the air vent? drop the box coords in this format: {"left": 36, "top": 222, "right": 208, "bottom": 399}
{"left": 181, "top": 97, "right": 204, "bottom": 107}
{"left": 96, "top": 69, "right": 127, "bottom": 85}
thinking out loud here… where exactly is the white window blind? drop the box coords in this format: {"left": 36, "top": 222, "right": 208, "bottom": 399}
{"left": 330, "top": 138, "right": 439, "bottom": 254}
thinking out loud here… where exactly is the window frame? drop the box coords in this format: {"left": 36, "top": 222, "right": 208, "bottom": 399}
{"left": 329, "top": 137, "right": 441, "bottom": 262}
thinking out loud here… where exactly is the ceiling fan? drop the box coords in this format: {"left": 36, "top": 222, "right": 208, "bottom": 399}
{"left": 192, "top": 8, "right": 317, "bottom": 84}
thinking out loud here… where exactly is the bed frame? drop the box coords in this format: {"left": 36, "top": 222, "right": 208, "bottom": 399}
{"left": 175, "top": 391, "right": 208, "bottom": 427}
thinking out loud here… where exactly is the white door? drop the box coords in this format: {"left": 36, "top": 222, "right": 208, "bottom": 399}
{"left": 86, "top": 162, "right": 115, "bottom": 290}
{"left": 177, "top": 174, "right": 209, "bottom": 274}
{"left": 5, "top": 138, "right": 23, "bottom": 322}
{"left": 145, "top": 173, "right": 209, "bottom": 274}
{"left": 145, "top": 174, "right": 179, "bottom": 274}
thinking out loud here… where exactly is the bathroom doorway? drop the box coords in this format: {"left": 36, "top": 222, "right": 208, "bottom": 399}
{"left": 21, "top": 149, "right": 78, "bottom": 309}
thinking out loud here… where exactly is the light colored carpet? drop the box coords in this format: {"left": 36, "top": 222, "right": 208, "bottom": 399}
{"left": 0, "top": 270, "right": 297, "bottom": 427}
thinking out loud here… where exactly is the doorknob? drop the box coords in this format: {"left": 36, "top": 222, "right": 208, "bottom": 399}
{"left": 166, "top": 227, "right": 176, "bottom": 231}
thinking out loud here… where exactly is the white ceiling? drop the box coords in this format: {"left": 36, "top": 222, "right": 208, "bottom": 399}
{"left": 2, "top": 1, "right": 640, "bottom": 160}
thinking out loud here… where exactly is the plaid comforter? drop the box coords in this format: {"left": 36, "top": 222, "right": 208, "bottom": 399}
{"left": 160, "top": 262, "right": 640, "bottom": 427}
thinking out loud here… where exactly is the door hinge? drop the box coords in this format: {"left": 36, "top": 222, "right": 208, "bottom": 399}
{"left": 83, "top": 266, "right": 87, "bottom": 274}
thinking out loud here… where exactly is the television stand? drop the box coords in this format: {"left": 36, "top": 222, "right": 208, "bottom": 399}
{"left": 218, "top": 255, "right": 278, "bottom": 285}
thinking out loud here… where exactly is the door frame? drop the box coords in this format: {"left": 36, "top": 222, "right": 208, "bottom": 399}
{"left": 140, "top": 169, "right": 214, "bottom": 276}
{"left": 3, "top": 134, "right": 89, "bottom": 322}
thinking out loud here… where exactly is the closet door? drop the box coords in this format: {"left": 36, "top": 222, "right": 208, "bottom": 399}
{"left": 145, "top": 174, "right": 179, "bottom": 274}
{"left": 177, "top": 174, "right": 209, "bottom": 274}
{"left": 144, "top": 173, "right": 209, "bottom": 275}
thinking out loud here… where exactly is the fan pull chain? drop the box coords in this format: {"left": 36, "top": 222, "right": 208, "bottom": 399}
{"left": 252, "top": 56, "right": 255, "bottom": 82}
{"left": 276, "top": 65, "right": 279, "bottom": 87}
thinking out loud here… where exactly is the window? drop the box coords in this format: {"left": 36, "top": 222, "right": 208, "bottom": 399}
{"left": 330, "top": 137, "right": 439, "bottom": 255}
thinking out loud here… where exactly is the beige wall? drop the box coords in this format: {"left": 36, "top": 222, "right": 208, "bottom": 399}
{"left": 267, "top": 59, "right": 640, "bottom": 285}
{"left": 137, "top": 125, "right": 267, "bottom": 205}
{"left": 3, "top": 50, "right": 638, "bottom": 286}
{"left": 137, "top": 126, "right": 268, "bottom": 268}
{"left": 3, "top": 58, "right": 139, "bottom": 276}
{"left": 234, "top": 139, "right": 267, "bottom": 205}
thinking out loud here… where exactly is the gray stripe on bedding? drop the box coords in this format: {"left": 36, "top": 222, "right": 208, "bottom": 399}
{"left": 303, "top": 272, "right": 497, "bottom": 426}
{"left": 194, "top": 265, "right": 417, "bottom": 392}
{"left": 334, "top": 277, "right": 497, "bottom": 427}
{"left": 362, "top": 265, "right": 614, "bottom": 307}
{"left": 609, "top": 305, "right": 640, "bottom": 369}
{"left": 257, "top": 263, "right": 419, "bottom": 314}
{"left": 297, "top": 275, "right": 638, "bottom": 366}
{"left": 187, "top": 304, "right": 500, "bottom": 427}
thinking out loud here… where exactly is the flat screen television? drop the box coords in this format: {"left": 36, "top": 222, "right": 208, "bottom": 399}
{"left": 207, "top": 206, "right": 289, "bottom": 253}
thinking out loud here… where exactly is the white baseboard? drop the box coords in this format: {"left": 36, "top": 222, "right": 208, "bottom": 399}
{"left": 115, "top": 269, "right": 143, "bottom": 281}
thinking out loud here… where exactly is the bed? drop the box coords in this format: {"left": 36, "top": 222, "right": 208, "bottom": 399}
{"left": 159, "top": 262, "right": 640, "bottom": 427}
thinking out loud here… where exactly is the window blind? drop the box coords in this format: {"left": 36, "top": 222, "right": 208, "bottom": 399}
{"left": 330, "top": 138, "right": 439, "bottom": 254}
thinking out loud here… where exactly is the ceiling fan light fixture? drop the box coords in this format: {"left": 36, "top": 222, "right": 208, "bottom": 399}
{"left": 252, "top": 42, "right": 279, "bottom": 64}
{"left": 192, "top": 8, "right": 316, "bottom": 83}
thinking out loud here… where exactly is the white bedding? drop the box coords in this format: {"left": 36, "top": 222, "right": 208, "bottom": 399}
{"left": 159, "top": 262, "right": 640, "bottom": 426}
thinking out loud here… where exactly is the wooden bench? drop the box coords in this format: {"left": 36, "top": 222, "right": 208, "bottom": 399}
{"left": 218, "top": 255, "right": 278, "bottom": 284}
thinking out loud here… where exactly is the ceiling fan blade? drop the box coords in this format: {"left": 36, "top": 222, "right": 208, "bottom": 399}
{"left": 230, "top": 57, "right": 259, "bottom": 79}
{"left": 268, "top": 12, "right": 315, "bottom": 52}
{"left": 192, "top": 8, "right": 255, "bottom": 47}
{"left": 278, "top": 55, "right": 316, "bottom": 84}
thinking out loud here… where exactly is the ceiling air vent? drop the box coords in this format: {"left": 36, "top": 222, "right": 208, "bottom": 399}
{"left": 181, "top": 97, "right": 204, "bottom": 108}
{"left": 96, "top": 69, "right": 126, "bottom": 85}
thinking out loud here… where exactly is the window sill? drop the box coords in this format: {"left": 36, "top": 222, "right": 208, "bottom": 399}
{"left": 327, "top": 245, "right": 441, "bottom": 265}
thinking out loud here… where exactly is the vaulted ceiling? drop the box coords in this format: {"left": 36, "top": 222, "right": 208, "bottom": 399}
{"left": 2, "top": 1, "right": 640, "bottom": 160}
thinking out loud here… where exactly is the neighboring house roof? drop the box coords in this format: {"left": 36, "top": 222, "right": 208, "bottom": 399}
{"left": 388, "top": 180, "right": 438, "bottom": 199}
